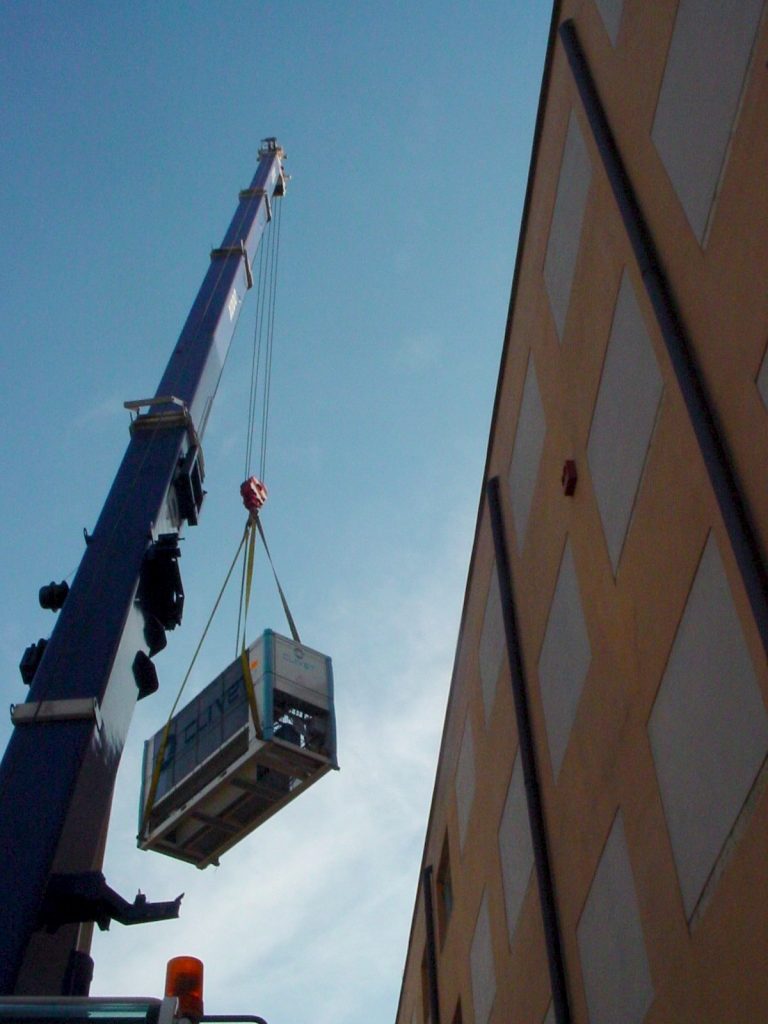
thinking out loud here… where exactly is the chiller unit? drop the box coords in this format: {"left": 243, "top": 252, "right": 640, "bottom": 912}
{"left": 139, "top": 629, "right": 337, "bottom": 868}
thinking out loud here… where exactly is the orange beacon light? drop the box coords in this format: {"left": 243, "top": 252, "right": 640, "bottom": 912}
{"left": 165, "top": 956, "right": 204, "bottom": 1021}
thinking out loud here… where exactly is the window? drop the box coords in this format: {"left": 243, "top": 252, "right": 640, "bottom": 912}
{"left": 420, "top": 949, "right": 432, "bottom": 1024}
{"left": 436, "top": 834, "right": 453, "bottom": 947}
{"left": 0, "top": 998, "right": 171, "bottom": 1024}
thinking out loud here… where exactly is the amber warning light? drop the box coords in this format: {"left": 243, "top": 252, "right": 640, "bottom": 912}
{"left": 166, "top": 956, "right": 204, "bottom": 1021}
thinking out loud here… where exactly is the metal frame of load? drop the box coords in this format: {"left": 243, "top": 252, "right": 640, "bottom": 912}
{"left": 138, "top": 629, "right": 337, "bottom": 868}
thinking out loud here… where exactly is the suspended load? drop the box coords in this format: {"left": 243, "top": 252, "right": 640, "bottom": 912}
{"left": 138, "top": 629, "right": 337, "bottom": 868}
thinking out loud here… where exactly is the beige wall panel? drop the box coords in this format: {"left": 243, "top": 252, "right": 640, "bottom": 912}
{"left": 507, "top": 352, "right": 546, "bottom": 551}
{"left": 504, "top": 896, "right": 552, "bottom": 1024}
{"left": 397, "top": 4, "right": 768, "bottom": 1022}
{"left": 582, "top": 0, "right": 678, "bottom": 135}
{"left": 537, "top": 538, "right": 591, "bottom": 778}
{"left": 543, "top": 111, "right": 592, "bottom": 341}
{"left": 430, "top": 600, "right": 485, "bottom": 841}
{"left": 455, "top": 714, "right": 476, "bottom": 852}
{"left": 687, "top": 785, "right": 768, "bottom": 1018}
{"left": 593, "top": 0, "right": 623, "bottom": 45}
{"left": 591, "top": 0, "right": 768, "bottom": 564}
{"left": 648, "top": 531, "right": 768, "bottom": 920}
{"left": 759, "top": 346, "right": 768, "bottom": 408}
{"left": 616, "top": 731, "right": 690, "bottom": 1020}
{"left": 497, "top": 753, "right": 534, "bottom": 946}
{"left": 587, "top": 270, "right": 663, "bottom": 574}
{"left": 399, "top": 899, "right": 428, "bottom": 1024}
{"left": 564, "top": 0, "right": 768, "bottom": 509}
{"left": 469, "top": 892, "right": 496, "bottom": 1024}
{"left": 689, "top": 27, "right": 768, "bottom": 565}
{"left": 612, "top": 395, "right": 713, "bottom": 710}
{"left": 557, "top": 174, "right": 626, "bottom": 447}
{"left": 651, "top": 0, "right": 764, "bottom": 244}
{"left": 479, "top": 571, "right": 504, "bottom": 725}
{"left": 577, "top": 812, "right": 654, "bottom": 1024}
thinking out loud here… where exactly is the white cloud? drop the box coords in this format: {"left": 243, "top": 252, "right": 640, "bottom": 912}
{"left": 394, "top": 329, "right": 443, "bottom": 372}
{"left": 70, "top": 393, "right": 126, "bottom": 433}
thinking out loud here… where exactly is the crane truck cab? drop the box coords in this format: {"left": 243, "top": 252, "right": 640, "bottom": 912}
{"left": 0, "top": 996, "right": 180, "bottom": 1024}
{"left": 0, "top": 959, "right": 267, "bottom": 1024}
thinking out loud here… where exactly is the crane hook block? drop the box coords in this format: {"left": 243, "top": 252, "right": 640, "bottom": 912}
{"left": 240, "top": 477, "right": 268, "bottom": 516}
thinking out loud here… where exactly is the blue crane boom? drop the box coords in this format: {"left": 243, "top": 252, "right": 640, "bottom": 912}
{"left": 0, "top": 139, "right": 287, "bottom": 995}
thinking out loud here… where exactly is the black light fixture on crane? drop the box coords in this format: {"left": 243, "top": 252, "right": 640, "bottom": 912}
{"left": 39, "top": 581, "right": 69, "bottom": 612}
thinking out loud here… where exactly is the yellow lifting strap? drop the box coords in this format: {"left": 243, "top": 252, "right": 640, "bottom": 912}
{"left": 254, "top": 514, "right": 301, "bottom": 644}
{"left": 139, "top": 521, "right": 251, "bottom": 838}
{"left": 240, "top": 519, "right": 263, "bottom": 741}
{"left": 236, "top": 511, "right": 300, "bottom": 733}
{"left": 140, "top": 511, "right": 299, "bottom": 837}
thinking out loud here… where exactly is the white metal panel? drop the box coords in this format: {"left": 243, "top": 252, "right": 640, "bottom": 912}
{"left": 652, "top": 0, "right": 764, "bottom": 242}
{"left": 543, "top": 112, "right": 592, "bottom": 340}
{"left": 594, "top": 0, "right": 624, "bottom": 45}
{"left": 538, "top": 539, "right": 591, "bottom": 778}
{"left": 508, "top": 353, "right": 546, "bottom": 549}
{"left": 455, "top": 715, "right": 476, "bottom": 851}
{"left": 479, "top": 571, "right": 505, "bottom": 724}
{"left": 498, "top": 753, "right": 534, "bottom": 944}
{"left": 588, "top": 271, "right": 662, "bottom": 574}
{"left": 470, "top": 891, "right": 496, "bottom": 1024}
{"left": 271, "top": 633, "right": 331, "bottom": 699}
{"left": 758, "top": 346, "right": 768, "bottom": 408}
{"left": 577, "top": 813, "right": 655, "bottom": 1024}
{"left": 648, "top": 532, "right": 768, "bottom": 918}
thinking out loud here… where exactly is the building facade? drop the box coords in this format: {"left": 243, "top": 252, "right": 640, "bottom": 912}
{"left": 395, "top": 2, "right": 768, "bottom": 1022}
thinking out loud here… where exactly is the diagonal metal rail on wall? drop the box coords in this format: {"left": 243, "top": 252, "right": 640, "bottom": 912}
{"left": 487, "top": 476, "right": 572, "bottom": 1024}
{"left": 560, "top": 18, "right": 768, "bottom": 658}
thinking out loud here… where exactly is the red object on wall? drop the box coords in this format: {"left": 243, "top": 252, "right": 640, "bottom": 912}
{"left": 561, "top": 460, "right": 577, "bottom": 496}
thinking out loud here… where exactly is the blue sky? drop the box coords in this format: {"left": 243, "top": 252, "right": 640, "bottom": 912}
{"left": 0, "top": 3, "right": 549, "bottom": 1020}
